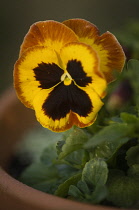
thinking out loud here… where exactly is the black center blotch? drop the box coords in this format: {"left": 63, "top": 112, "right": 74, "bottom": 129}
{"left": 67, "top": 59, "right": 92, "bottom": 87}
{"left": 33, "top": 62, "right": 63, "bottom": 89}
{"left": 42, "top": 82, "right": 93, "bottom": 120}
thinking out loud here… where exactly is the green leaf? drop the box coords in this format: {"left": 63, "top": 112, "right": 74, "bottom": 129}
{"left": 128, "top": 164, "right": 139, "bottom": 180}
{"left": 64, "top": 149, "right": 89, "bottom": 169}
{"left": 56, "top": 164, "right": 78, "bottom": 179}
{"left": 90, "top": 137, "right": 129, "bottom": 161}
{"left": 120, "top": 112, "right": 139, "bottom": 136}
{"left": 82, "top": 159, "right": 108, "bottom": 188}
{"left": 77, "top": 180, "right": 107, "bottom": 204}
{"left": 40, "top": 146, "right": 57, "bottom": 166}
{"left": 107, "top": 169, "right": 139, "bottom": 208}
{"left": 20, "top": 163, "right": 58, "bottom": 185}
{"left": 76, "top": 181, "right": 107, "bottom": 204}
{"left": 19, "top": 163, "right": 59, "bottom": 193}
{"left": 56, "top": 140, "right": 65, "bottom": 155}
{"left": 77, "top": 180, "right": 90, "bottom": 194}
{"left": 85, "top": 123, "right": 132, "bottom": 149}
{"left": 31, "top": 179, "right": 59, "bottom": 194}
{"left": 58, "top": 127, "right": 89, "bottom": 160}
{"left": 68, "top": 181, "right": 107, "bottom": 204}
{"left": 68, "top": 185, "right": 83, "bottom": 200}
{"left": 86, "top": 119, "right": 102, "bottom": 135}
{"left": 121, "top": 112, "right": 139, "bottom": 124}
{"left": 55, "top": 173, "right": 81, "bottom": 197}
{"left": 126, "top": 145, "right": 139, "bottom": 166}
{"left": 88, "top": 185, "right": 107, "bottom": 204}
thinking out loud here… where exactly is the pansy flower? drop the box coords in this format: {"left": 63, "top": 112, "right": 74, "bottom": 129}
{"left": 14, "top": 19, "right": 125, "bottom": 132}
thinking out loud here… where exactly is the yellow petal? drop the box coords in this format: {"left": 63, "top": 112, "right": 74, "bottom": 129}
{"left": 60, "top": 42, "right": 107, "bottom": 98}
{"left": 63, "top": 18, "right": 99, "bottom": 44}
{"left": 19, "top": 20, "right": 79, "bottom": 56}
{"left": 33, "top": 88, "right": 72, "bottom": 132}
{"left": 72, "top": 83, "right": 104, "bottom": 128}
{"left": 63, "top": 19, "right": 126, "bottom": 83}
{"left": 14, "top": 46, "right": 63, "bottom": 108}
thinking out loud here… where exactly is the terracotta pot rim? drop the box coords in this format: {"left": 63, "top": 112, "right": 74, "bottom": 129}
{"left": 1, "top": 167, "right": 120, "bottom": 210}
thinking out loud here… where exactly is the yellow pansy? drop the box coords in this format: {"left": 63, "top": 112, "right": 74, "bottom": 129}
{"left": 14, "top": 19, "right": 125, "bottom": 132}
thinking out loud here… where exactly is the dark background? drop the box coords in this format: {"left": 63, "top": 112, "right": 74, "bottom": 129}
{"left": 1, "top": 0, "right": 139, "bottom": 94}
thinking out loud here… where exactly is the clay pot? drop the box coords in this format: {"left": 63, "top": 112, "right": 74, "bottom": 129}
{"left": 0, "top": 87, "right": 125, "bottom": 210}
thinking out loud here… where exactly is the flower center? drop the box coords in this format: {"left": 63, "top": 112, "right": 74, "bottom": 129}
{"left": 61, "top": 72, "right": 72, "bottom": 86}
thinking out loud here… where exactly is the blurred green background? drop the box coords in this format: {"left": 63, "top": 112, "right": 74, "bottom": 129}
{"left": 1, "top": 0, "right": 139, "bottom": 94}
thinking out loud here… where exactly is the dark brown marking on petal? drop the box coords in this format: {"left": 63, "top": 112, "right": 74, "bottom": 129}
{"left": 67, "top": 59, "right": 92, "bottom": 87}
{"left": 42, "top": 81, "right": 93, "bottom": 120}
{"left": 33, "top": 62, "right": 63, "bottom": 89}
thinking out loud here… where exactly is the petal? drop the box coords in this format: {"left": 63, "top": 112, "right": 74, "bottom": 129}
{"left": 14, "top": 46, "right": 63, "bottom": 108}
{"left": 19, "top": 20, "right": 79, "bottom": 56}
{"left": 34, "top": 86, "right": 71, "bottom": 132}
{"left": 33, "top": 81, "right": 103, "bottom": 132}
{"left": 60, "top": 42, "right": 107, "bottom": 98}
{"left": 63, "top": 19, "right": 125, "bottom": 83}
{"left": 72, "top": 83, "right": 104, "bottom": 127}
{"left": 63, "top": 18, "right": 100, "bottom": 44}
